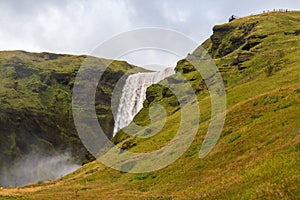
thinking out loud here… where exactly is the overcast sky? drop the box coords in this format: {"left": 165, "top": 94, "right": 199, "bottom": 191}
{"left": 0, "top": 0, "right": 299, "bottom": 70}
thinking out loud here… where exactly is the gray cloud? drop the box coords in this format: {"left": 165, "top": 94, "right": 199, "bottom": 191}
{"left": 0, "top": 0, "right": 299, "bottom": 69}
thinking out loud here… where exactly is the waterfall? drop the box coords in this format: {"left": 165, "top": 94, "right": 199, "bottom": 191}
{"left": 113, "top": 67, "right": 175, "bottom": 135}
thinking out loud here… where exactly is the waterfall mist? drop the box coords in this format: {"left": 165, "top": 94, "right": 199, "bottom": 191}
{"left": 0, "top": 152, "right": 80, "bottom": 187}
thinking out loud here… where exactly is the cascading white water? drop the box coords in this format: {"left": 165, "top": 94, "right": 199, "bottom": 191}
{"left": 113, "top": 67, "right": 175, "bottom": 135}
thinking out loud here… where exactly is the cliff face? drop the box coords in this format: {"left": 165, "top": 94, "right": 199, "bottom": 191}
{"left": 209, "top": 22, "right": 258, "bottom": 58}
{"left": 0, "top": 51, "right": 145, "bottom": 183}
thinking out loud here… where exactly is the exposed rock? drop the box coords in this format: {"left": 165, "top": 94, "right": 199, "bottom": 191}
{"left": 51, "top": 72, "right": 72, "bottom": 86}
{"left": 248, "top": 35, "right": 267, "bottom": 40}
{"left": 175, "top": 59, "right": 195, "bottom": 73}
{"left": 232, "top": 52, "right": 254, "bottom": 67}
{"left": 242, "top": 41, "right": 261, "bottom": 51}
{"left": 13, "top": 64, "right": 35, "bottom": 79}
{"left": 295, "top": 30, "right": 300, "bottom": 35}
{"left": 209, "top": 22, "right": 258, "bottom": 58}
{"left": 284, "top": 30, "right": 300, "bottom": 36}
{"left": 38, "top": 52, "right": 65, "bottom": 60}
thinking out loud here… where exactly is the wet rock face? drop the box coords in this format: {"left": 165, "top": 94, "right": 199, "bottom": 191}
{"left": 95, "top": 70, "right": 128, "bottom": 139}
{"left": 210, "top": 25, "right": 235, "bottom": 58}
{"left": 209, "top": 22, "right": 258, "bottom": 58}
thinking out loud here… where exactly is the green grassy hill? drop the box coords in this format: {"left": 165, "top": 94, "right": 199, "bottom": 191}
{"left": 1, "top": 11, "right": 300, "bottom": 199}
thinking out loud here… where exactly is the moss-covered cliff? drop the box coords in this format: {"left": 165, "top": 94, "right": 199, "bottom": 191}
{"left": 0, "top": 50, "right": 146, "bottom": 183}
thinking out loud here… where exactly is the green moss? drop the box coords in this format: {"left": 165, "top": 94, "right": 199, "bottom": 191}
{"left": 132, "top": 173, "right": 156, "bottom": 181}
{"left": 99, "top": 85, "right": 113, "bottom": 96}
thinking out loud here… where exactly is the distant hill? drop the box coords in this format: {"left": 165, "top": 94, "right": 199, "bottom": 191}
{"left": 0, "top": 11, "right": 300, "bottom": 199}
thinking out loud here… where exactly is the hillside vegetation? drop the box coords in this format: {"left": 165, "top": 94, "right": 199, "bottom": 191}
{"left": 1, "top": 11, "right": 300, "bottom": 199}
{"left": 0, "top": 51, "right": 145, "bottom": 187}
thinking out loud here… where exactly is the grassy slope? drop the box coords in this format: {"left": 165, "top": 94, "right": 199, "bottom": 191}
{"left": 1, "top": 11, "right": 300, "bottom": 199}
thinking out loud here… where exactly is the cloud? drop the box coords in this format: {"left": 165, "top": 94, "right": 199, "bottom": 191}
{"left": 0, "top": 0, "right": 132, "bottom": 54}
{"left": 0, "top": 0, "right": 299, "bottom": 69}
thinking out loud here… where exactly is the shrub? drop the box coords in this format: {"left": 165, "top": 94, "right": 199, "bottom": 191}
{"left": 228, "top": 134, "right": 241, "bottom": 143}
{"left": 265, "top": 64, "right": 274, "bottom": 77}
{"left": 250, "top": 114, "right": 263, "bottom": 119}
{"left": 273, "top": 104, "right": 291, "bottom": 111}
{"left": 264, "top": 96, "right": 279, "bottom": 105}
{"left": 196, "top": 164, "right": 206, "bottom": 170}
{"left": 294, "top": 88, "right": 300, "bottom": 93}
{"left": 221, "top": 129, "right": 233, "bottom": 138}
